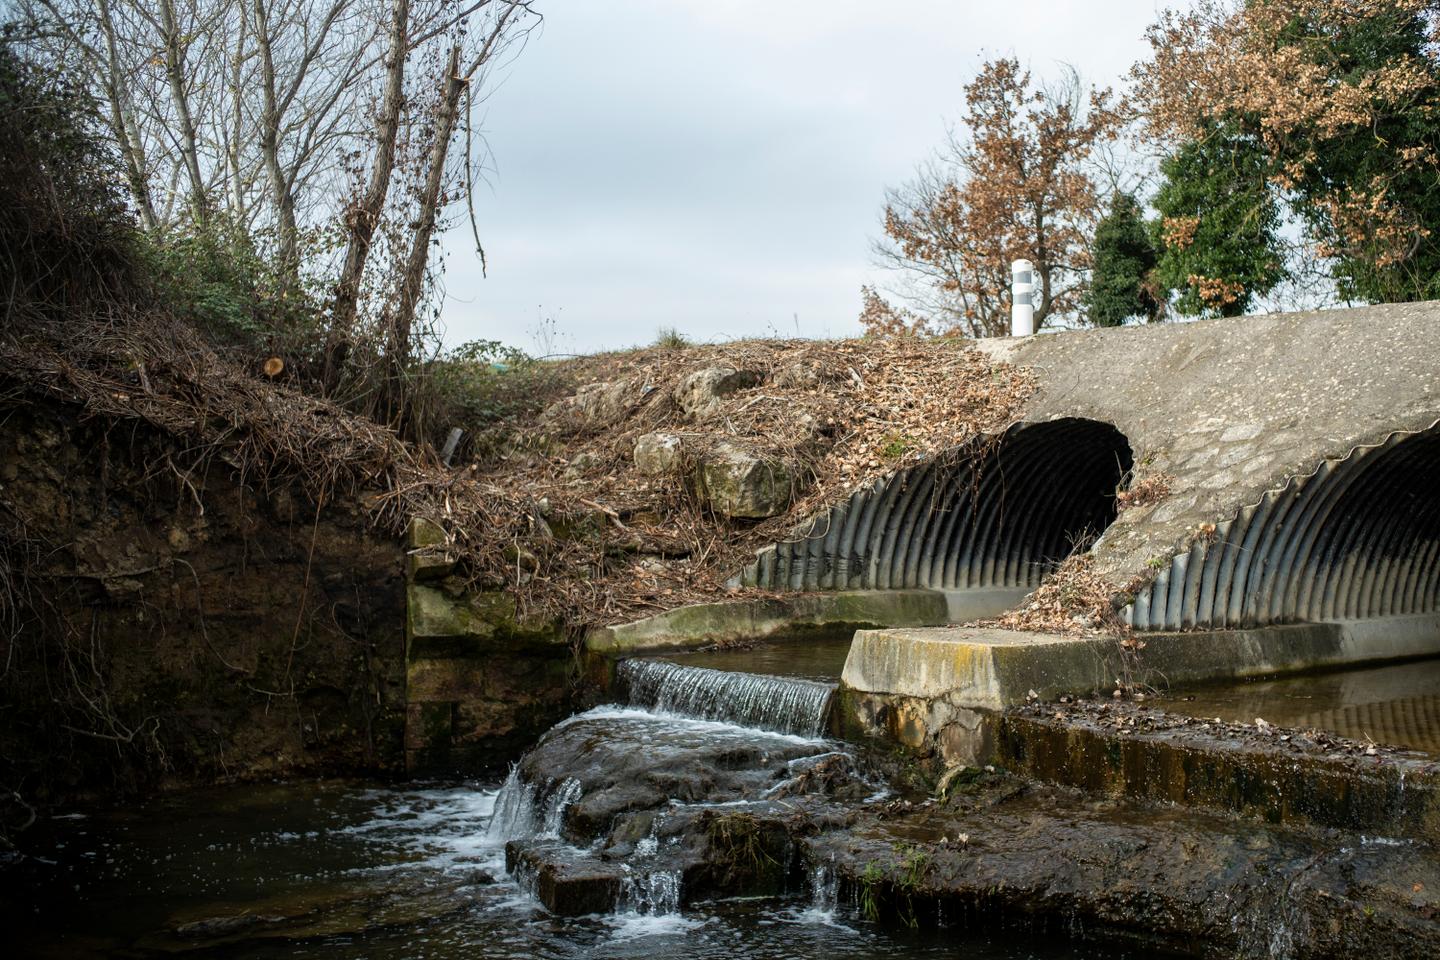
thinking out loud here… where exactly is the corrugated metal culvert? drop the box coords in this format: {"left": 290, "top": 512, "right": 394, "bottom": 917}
{"left": 1129, "top": 424, "right": 1440, "bottom": 631}
{"left": 741, "top": 418, "right": 1133, "bottom": 592}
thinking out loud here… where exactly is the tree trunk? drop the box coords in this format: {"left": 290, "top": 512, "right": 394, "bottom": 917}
{"left": 96, "top": 0, "right": 157, "bottom": 232}
{"left": 158, "top": 0, "right": 209, "bottom": 225}
{"left": 252, "top": 0, "right": 301, "bottom": 288}
{"left": 387, "top": 44, "right": 465, "bottom": 382}
{"left": 324, "top": 0, "right": 410, "bottom": 393}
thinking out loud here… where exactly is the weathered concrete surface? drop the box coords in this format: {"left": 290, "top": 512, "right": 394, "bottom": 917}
{"left": 838, "top": 616, "right": 1440, "bottom": 762}
{"left": 972, "top": 302, "right": 1440, "bottom": 585}
{"left": 584, "top": 587, "right": 1026, "bottom": 656}
{"left": 807, "top": 786, "right": 1440, "bottom": 959}
{"left": 404, "top": 521, "right": 573, "bottom": 774}
{"left": 999, "top": 701, "right": 1440, "bottom": 843}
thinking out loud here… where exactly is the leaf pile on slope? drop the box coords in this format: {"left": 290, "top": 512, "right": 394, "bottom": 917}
{"left": 436, "top": 336, "right": 1037, "bottom": 626}
{"left": 4, "top": 311, "right": 1035, "bottom": 630}
{"left": 993, "top": 555, "right": 1123, "bottom": 636}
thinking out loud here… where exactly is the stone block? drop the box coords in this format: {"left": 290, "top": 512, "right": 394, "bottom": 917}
{"left": 406, "top": 658, "right": 487, "bottom": 702}
{"left": 505, "top": 843, "right": 623, "bottom": 916}
{"left": 675, "top": 366, "right": 762, "bottom": 419}
{"left": 407, "top": 516, "right": 447, "bottom": 549}
{"left": 407, "top": 584, "right": 565, "bottom": 653}
{"left": 405, "top": 701, "right": 453, "bottom": 750}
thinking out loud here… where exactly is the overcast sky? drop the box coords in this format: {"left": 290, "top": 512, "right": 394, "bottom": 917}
{"left": 438, "top": 0, "right": 1169, "bottom": 356}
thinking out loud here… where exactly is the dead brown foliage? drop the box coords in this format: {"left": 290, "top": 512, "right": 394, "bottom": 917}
{"left": 2, "top": 309, "right": 1036, "bottom": 632}
{"left": 1116, "top": 471, "right": 1174, "bottom": 510}
{"left": 995, "top": 555, "right": 1125, "bottom": 637}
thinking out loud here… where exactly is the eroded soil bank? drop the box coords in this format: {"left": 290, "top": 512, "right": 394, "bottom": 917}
{"left": 0, "top": 401, "right": 412, "bottom": 813}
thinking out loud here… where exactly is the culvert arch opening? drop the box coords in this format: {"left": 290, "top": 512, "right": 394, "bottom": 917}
{"left": 1129, "top": 423, "right": 1440, "bottom": 632}
{"left": 741, "top": 418, "right": 1134, "bottom": 592}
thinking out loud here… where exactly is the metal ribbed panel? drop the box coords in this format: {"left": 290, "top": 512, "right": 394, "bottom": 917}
{"left": 739, "top": 418, "right": 1133, "bottom": 592}
{"left": 1129, "top": 425, "right": 1440, "bottom": 631}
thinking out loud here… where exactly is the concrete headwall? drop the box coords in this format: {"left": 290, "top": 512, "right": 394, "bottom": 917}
{"left": 738, "top": 301, "right": 1440, "bottom": 631}
{"left": 976, "top": 301, "right": 1440, "bottom": 590}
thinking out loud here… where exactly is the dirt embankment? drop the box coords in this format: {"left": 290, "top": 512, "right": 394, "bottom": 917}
{"left": 0, "top": 401, "right": 407, "bottom": 822}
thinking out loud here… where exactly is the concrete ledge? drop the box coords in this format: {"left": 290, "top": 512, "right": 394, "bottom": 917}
{"left": 999, "top": 702, "right": 1440, "bottom": 843}
{"left": 837, "top": 615, "right": 1440, "bottom": 766}
{"left": 584, "top": 587, "right": 1025, "bottom": 656}
{"left": 841, "top": 614, "right": 1440, "bottom": 710}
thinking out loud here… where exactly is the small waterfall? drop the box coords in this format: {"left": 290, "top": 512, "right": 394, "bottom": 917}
{"left": 539, "top": 778, "right": 581, "bottom": 839}
{"left": 485, "top": 768, "right": 537, "bottom": 845}
{"left": 485, "top": 770, "right": 583, "bottom": 846}
{"left": 619, "top": 867, "right": 683, "bottom": 916}
{"left": 618, "top": 659, "right": 836, "bottom": 737}
{"left": 809, "top": 862, "right": 838, "bottom": 916}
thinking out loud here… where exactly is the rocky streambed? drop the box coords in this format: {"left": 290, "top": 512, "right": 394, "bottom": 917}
{"left": 8, "top": 655, "right": 1440, "bottom": 958}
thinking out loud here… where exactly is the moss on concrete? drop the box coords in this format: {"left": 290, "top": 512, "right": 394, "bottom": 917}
{"left": 585, "top": 589, "right": 953, "bottom": 656}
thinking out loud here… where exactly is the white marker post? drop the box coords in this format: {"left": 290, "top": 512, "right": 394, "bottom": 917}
{"left": 1011, "top": 259, "right": 1034, "bottom": 337}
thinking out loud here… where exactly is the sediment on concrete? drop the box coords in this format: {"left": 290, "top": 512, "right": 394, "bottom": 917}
{"left": 805, "top": 788, "right": 1440, "bottom": 960}
{"left": 998, "top": 702, "right": 1440, "bottom": 843}
{"left": 835, "top": 619, "right": 1440, "bottom": 765}
{"left": 584, "top": 587, "right": 1025, "bottom": 656}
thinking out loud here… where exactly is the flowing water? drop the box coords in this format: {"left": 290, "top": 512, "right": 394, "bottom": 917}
{"left": 617, "top": 658, "right": 837, "bottom": 737}
{"left": 660, "top": 634, "right": 854, "bottom": 679}
{"left": 7, "top": 649, "right": 1154, "bottom": 958}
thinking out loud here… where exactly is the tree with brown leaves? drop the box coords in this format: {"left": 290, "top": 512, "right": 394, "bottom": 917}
{"left": 1132, "top": 0, "right": 1440, "bottom": 305}
{"left": 870, "top": 59, "right": 1121, "bottom": 337}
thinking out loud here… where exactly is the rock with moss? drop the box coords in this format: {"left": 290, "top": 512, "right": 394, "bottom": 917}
{"left": 695, "top": 442, "right": 797, "bottom": 519}
{"left": 633, "top": 432, "right": 683, "bottom": 475}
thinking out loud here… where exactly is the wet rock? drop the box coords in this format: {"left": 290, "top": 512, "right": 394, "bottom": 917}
{"left": 145, "top": 877, "right": 479, "bottom": 950}
{"left": 695, "top": 442, "right": 797, "bottom": 519}
{"left": 174, "top": 914, "right": 282, "bottom": 939}
{"left": 633, "top": 432, "right": 683, "bottom": 475}
{"left": 516, "top": 713, "right": 828, "bottom": 842}
{"left": 675, "top": 366, "right": 762, "bottom": 419}
{"left": 806, "top": 789, "right": 1440, "bottom": 958}
{"left": 506, "top": 842, "right": 623, "bottom": 916}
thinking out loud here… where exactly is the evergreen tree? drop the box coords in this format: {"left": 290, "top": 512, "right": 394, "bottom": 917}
{"left": 1135, "top": 0, "right": 1440, "bottom": 306}
{"left": 1084, "top": 192, "right": 1160, "bottom": 326}
{"left": 1151, "top": 132, "right": 1285, "bottom": 317}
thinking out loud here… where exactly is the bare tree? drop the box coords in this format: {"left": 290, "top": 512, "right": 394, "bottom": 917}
{"left": 18, "top": 0, "right": 539, "bottom": 412}
{"left": 325, "top": 0, "right": 410, "bottom": 387}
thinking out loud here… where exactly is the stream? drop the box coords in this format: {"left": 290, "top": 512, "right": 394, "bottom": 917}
{"left": 7, "top": 654, "right": 1150, "bottom": 959}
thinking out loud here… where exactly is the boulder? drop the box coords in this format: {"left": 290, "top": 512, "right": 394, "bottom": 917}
{"left": 675, "top": 366, "right": 762, "bottom": 418}
{"left": 562, "top": 451, "right": 600, "bottom": 479}
{"left": 541, "top": 379, "right": 631, "bottom": 424}
{"left": 695, "top": 442, "right": 797, "bottom": 519}
{"left": 633, "top": 432, "right": 683, "bottom": 475}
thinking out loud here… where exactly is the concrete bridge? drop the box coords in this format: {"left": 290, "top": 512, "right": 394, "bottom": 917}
{"left": 606, "top": 301, "right": 1440, "bottom": 763}
{"left": 743, "top": 301, "right": 1440, "bottom": 626}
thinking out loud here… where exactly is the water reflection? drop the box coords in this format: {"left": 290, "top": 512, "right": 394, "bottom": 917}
{"left": 1157, "top": 656, "right": 1440, "bottom": 755}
